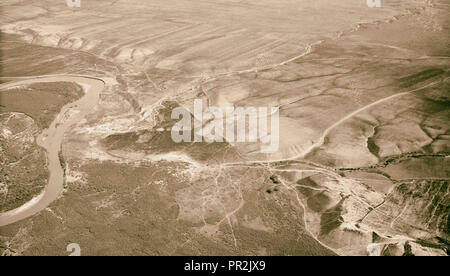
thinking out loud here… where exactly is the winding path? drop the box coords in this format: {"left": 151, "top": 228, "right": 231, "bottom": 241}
{"left": 0, "top": 75, "right": 105, "bottom": 227}
{"left": 291, "top": 78, "right": 448, "bottom": 160}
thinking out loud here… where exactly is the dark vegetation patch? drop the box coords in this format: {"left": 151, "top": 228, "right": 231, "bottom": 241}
{"left": 296, "top": 177, "right": 319, "bottom": 197}
{"left": 0, "top": 150, "right": 48, "bottom": 212}
{"left": 307, "top": 192, "right": 332, "bottom": 213}
{"left": 319, "top": 196, "right": 347, "bottom": 236}
{"left": 402, "top": 241, "right": 415, "bottom": 256}
{"left": 270, "top": 175, "right": 280, "bottom": 184}
{"left": 0, "top": 82, "right": 84, "bottom": 212}
{"left": 0, "top": 82, "right": 84, "bottom": 129}
{"left": 0, "top": 114, "right": 48, "bottom": 212}
{"left": 399, "top": 68, "right": 445, "bottom": 88}
{"left": 367, "top": 137, "right": 380, "bottom": 158}
{"left": 415, "top": 237, "right": 449, "bottom": 255}
{"left": 296, "top": 176, "right": 333, "bottom": 213}
{"left": 381, "top": 244, "right": 399, "bottom": 256}
{"left": 338, "top": 153, "right": 449, "bottom": 180}
{"left": 102, "top": 101, "right": 241, "bottom": 164}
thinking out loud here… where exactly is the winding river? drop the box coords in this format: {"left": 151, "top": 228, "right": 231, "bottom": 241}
{"left": 0, "top": 75, "right": 105, "bottom": 227}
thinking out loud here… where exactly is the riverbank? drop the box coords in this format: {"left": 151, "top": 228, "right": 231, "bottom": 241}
{"left": 0, "top": 76, "right": 104, "bottom": 226}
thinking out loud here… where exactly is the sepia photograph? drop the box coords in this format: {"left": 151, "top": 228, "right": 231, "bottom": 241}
{"left": 0, "top": 0, "right": 448, "bottom": 260}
